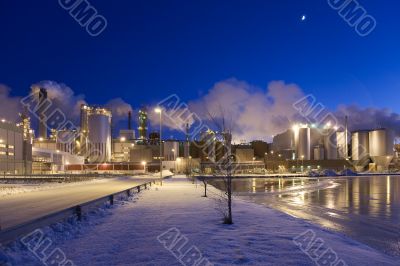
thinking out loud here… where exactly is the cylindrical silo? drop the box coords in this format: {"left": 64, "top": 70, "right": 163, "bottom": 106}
{"left": 313, "top": 145, "right": 325, "bottom": 161}
{"left": 87, "top": 108, "right": 112, "bottom": 162}
{"left": 369, "top": 129, "right": 394, "bottom": 157}
{"left": 351, "top": 131, "right": 369, "bottom": 161}
{"left": 369, "top": 129, "right": 394, "bottom": 171}
{"left": 56, "top": 130, "right": 77, "bottom": 154}
{"left": 323, "top": 128, "right": 338, "bottom": 160}
{"left": 310, "top": 128, "right": 323, "bottom": 160}
{"left": 297, "top": 127, "right": 310, "bottom": 160}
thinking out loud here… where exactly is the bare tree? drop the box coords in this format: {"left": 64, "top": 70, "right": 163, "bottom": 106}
{"left": 205, "top": 105, "right": 235, "bottom": 224}
{"left": 198, "top": 176, "right": 208, "bottom": 197}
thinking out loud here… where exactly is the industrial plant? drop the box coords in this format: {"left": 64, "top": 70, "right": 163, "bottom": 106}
{"left": 0, "top": 87, "right": 398, "bottom": 176}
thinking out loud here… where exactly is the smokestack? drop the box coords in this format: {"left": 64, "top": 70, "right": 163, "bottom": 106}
{"left": 345, "top": 115, "right": 348, "bottom": 159}
{"left": 38, "top": 88, "right": 48, "bottom": 139}
{"left": 128, "top": 111, "right": 132, "bottom": 130}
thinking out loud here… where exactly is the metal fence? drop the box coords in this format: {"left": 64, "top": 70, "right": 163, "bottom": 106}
{"left": 0, "top": 179, "right": 159, "bottom": 245}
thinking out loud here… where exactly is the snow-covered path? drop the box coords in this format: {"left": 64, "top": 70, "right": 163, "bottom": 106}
{"left": 7, "top": 176, "right": 396, "bottom": 265}
{"left": 0, "top": 176, "right": 154, "bottom": 230}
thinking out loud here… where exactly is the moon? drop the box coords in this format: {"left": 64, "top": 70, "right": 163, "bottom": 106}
{"left": 301, "top": 15, "right": 307, "bottom": 21}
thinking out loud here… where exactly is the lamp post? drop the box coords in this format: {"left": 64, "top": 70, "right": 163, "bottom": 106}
{"left": 155, "top": 108, "right": 162, "bottom": 179}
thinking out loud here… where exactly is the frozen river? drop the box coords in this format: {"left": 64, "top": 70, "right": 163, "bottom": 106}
{"left": 210, "top": 176, "right": 400, "bottom": 257}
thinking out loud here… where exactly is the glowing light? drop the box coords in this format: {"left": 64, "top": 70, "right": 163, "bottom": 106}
{"left": 141, "top": 161, "right": 147, "bottom": 165}
{"left": 120, "top": 137, "right": 126, "bottom": 142}
{"left": 39, "top": 137, "right": 43, "bottom": 141}
{"left": 177, "top": 158, "right": 181, "bottom": 162}
{"left": 292, "top": 124, "right": 300, "bottom": 132}
{"left": 154, "top": 108, "right": 162, "bottom": 113}
{"left": 301, "top": 15, "right": 307, "bottom": 21}
{"left": 1, "top": 119, "right": 5, "bottom": 123}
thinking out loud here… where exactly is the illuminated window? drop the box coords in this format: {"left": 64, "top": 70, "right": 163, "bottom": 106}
{"left": 0, "top": 151, "right": 6, "bottom": 155}
{"left": 0, "top": 144, "right": 5, "bottom": 148}
{"left": 8, "top": 152, "right": 14, "bottom": 156}
{"left": 8, "top": 145, "right": 14, "bottom": 149}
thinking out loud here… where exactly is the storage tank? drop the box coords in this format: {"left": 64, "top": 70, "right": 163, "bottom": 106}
{"left": 369, "top": 129, "right": 394, "bottom": 157}
{"left": 351, "top": 131, "right": 369, "bottom": 161}
{"left": 369, "top": 129, "right": 394, "bottom": 171}
{"left": 313, "top": 145, "right": 325, "bottom": 161}
{"left": 310, "top": 128, "right": 323, "bottom": 160}
{"left": 56, "top": 130, "right": 77, "bottom": 154}
{"left": 336, "top": 131, "right": 348, "bottom": 159}
{"left": 87, "top": 108, "right": 112, "bottom": 162}
{"left": 297, "top": 127, "right": 310, "bottom": 160}
{"left": 323, "top": 129, "right": 338, "bottom": 160}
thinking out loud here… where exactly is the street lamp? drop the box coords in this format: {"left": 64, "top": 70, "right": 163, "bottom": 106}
{"left": 155, "top": 107, "right": 162, "bottom": 179}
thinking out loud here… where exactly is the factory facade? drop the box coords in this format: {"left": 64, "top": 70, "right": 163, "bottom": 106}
{"left": 2, "top": 86, "right": 398, "bottom": 175}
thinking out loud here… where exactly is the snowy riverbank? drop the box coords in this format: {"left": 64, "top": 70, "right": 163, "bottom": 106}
{"left": 1, "top": 176, "right": 398, "bottom": 265}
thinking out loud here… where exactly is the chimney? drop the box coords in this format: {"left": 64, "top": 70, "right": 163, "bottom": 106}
{"left": 38, "top": 88, "right": 48, "bottom": 139}
{"left": 128, "top": 111, "right": 132, "bottom": 130}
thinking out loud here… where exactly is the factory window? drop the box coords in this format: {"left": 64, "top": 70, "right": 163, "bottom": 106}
{"left": 8, "top": 145, "right": 14, "bottom": 149}
{"left": 0, "top": 144, "right": 5, "bottom": 148}
{"left": 8, "top": 152, "right": 14, "bottom": 156}
{"left": 0, "top": 151, "right": 6, "bottom": 155}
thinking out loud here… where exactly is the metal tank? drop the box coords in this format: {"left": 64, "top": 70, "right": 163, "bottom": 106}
{"left": 87, "top": 108, "right": 112, "bottom": 163}
{"left": 351, "top": 131, "right": 369, "bottom": 161}
{"left": 313, "top": 145, "right": 325, "bottom": 161}
{"left": 369, "top": 129, "right": 394, "bottom": 157}
{"left": 324, "top": 128, "right": 338, "bottom": 160}
{"left": 297, "top": 127, "right": 310, "bottom": 160}
{"left": 56, "top": 130, "right": 78, "bottom": 154}
{"left": 369, "top": 129, "right": 394, "bottom": 171}
{"left": 310, "top": 128, "right": 323, "bottom": 160}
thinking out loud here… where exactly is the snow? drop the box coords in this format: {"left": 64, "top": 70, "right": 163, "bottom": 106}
{"left": 1, "top": 176, "right": 398, "bottom": 265}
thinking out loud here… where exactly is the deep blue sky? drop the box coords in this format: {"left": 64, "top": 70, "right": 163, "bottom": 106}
{"left": 1, "top": 0, "right": 400, "bottom": 112}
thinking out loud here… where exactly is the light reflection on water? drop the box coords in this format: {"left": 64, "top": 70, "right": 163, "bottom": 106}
{"left": 209, "top": 176, "right": 400, "bottom": 257}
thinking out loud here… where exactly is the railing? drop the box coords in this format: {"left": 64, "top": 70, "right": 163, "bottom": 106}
{"left": 0, "top": 180, "right": 159, "bottom": 245}
{"left": 0, "top": 173, "right": 126, "bottom": 182}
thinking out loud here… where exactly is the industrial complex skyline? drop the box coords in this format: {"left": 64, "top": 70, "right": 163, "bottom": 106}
{"left": 1, "top": 1, "right": 400, "bottom": 117}
{"left": 2, "top": 2, "right": 400, "bottom": 265}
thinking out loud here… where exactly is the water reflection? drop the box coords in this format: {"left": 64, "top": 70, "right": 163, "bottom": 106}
{"left": 209, "top": 176, "right": 400, "bottom": 256}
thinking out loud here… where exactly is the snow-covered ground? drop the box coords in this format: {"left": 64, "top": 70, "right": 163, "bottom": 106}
{"left": 1, "top": 176, "right": 398, "bottom": 265}
{"left": 0, "top": 171, "right": 172, "bottom": 198}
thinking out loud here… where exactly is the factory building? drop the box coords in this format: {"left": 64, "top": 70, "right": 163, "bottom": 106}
{"left": 235, "top": 146, "right": 255, "bottom": 163}
{"left": 112, "top": 130, "right": 136, "bottom": 162}
{"left": 32, "top": 147, "right": 84, "bottom": 174}
{"left": 80, "top": 105, "right": 112, "bottom": 163}
{"left": 273, "top": 124, "right": 349, "bottom": 162}
{"left": 351, "top": 128, "right": 394, "bottom": 171}
{"left": 0, "top": 120, "right": 32, "bottom": 174}
{"left": 163, "top": 140, "right": 179, "bottom": 161}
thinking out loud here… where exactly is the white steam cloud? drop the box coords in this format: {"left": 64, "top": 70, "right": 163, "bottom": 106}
{"left": 0, "top": 84, "right": 22, "bottom": 122}
{"left": 150, "top": 78, "right": 400, "bottom": 142}
{"left": 31, "top": 80, "right": 132, "bottom": 124}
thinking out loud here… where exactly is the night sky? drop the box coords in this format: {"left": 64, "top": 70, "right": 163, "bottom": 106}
{"left": 1, "top": 0, "right": 400, "bottom": 138}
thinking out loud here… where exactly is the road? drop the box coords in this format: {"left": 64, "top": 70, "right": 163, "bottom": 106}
{"left": 0, "top": 176, "right": 155, "bottom": 230}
